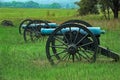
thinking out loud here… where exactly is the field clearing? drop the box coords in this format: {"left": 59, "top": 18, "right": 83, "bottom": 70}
{"left": 0, "top": 8, "right": 120, "bottom": 80}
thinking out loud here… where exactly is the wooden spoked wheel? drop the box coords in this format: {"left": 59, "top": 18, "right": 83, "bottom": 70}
{"left": 19, "top": 19, "right": 32, "bottom": 35}
{"left": 46, "top": 23, "right": 98, "bottom": 65}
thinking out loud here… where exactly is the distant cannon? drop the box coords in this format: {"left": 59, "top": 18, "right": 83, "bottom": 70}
{"left": 19, "top": 19, "right": 53, "bottom": 35}
{"left": 19, "top": 19, "right": 120, "bottom": 65}
{"left": 1, "top": 20, "right": 14, "bottom": 27}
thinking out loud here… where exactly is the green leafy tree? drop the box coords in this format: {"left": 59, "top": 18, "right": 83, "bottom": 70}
{"left": 98, "top": 0, "right": 111, "bottom": 19}
{"left": 25, "top": 1, "right": 39, "bottom": 8}
{"left": 75, "top": 0, "right": 99, "bottom": 15}
{"left": 1, "top": 2, "right": 11, "bottom": 7}
{"left": 99, "top": 0, "right": 120, "bottom": 19}
{"left": 12, "top": 1, "right": 25, "bottom": 8}
{"left": 50, "top": 3, "right": 61, "bottom": 9}
{"left": 0, "top": 2, "right": 1, "bottom": 7}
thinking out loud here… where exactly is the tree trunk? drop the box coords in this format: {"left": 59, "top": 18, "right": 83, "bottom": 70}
{"left": 107, "top": 7, "right": 110, "bottom": 20}
{"left": 113, "top": 9, "right": 118, "bottom": 19}
{"left": 113, "top": 0, "right": 119, "bottom": 19}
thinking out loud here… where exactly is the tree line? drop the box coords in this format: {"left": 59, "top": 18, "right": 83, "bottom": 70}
{"left": 76, "top": 0, "right": 120, "bottom": 19}
{"left": 0, "top": 1, "right": 61, "bottom": 9}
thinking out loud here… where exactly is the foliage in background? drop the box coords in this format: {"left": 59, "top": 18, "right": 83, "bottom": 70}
{"left": 0, "top": 1, "right": 62, "bottom": 9}
{"left": 98, "top": 0, "right": 111, "bottom": 20}
{"left": 76, "top": 0, "right": 120, "bottom": 19}
{"left": 0, "top": 1, "right": 76, "bottom": 9}
{"left": 75, "top": 0, "right": 99, "bottom": 16}
{"left": 0, "top": 1, "right": 39, "bottom": 8}
{"left": 49, "top": 3, "right": 61, "bottom": 9}
{"left": 99, "top": 0, "right": 120, "bottom": 19}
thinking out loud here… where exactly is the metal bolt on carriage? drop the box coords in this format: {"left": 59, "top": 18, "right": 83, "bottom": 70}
{"left": 19, "top": 19, "right": 120, "bottom": 65}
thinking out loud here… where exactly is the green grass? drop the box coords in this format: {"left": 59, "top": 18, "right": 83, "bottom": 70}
{"left": 0, "top": 8, "right": 120, "bottom": 80}
{"left": 0, "top": 8, "right": 76, "bottom": 25}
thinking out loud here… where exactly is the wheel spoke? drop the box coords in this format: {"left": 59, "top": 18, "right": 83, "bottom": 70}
{"left": 78, "top": 47, "right": 94, "bottom": 58}
{"left": 80, "top": 49, "right": 92, "bottom": 60}
{"left": 54, "top": 36, "right": 67, "bottom": 46}
{"left": 30, "top": 31, "right": 36, "bottom": 42}
{"left": 78, "top": 47, "right": 93, "bottom": 55}
{"left": 50, "top": 45, "right": 67, "bottom": 49}
{"left": 25, "top": 29, "right": 32, "bottom": 42}
{"left": 73, "top": 28, "right": 81, "bottom": 43}
{"left": 54, "top": 44, "right": 65, "bottom": 46}
{"left": 61, "top": 53, "right": 69, "bottom": 61}
{"left": 77, "top": 52, "right": 91, "bottom": 62}
{"left": 76, "top": 34, "right": 88, "bottom": 45}
{"left": 33, "top": 37, "right": 39, "bottom": 41}
{"left": 72, "top": 54, "right": 75, "bottom": 62}
{"left": 83, "top": 49, "right": 94, "bottom": 55}
{"left": 50, "top": 49, "right": 67, "bottom": 57}
{"left": 68, "top": 54, "right": 71, "bottom": 61}
{"left": 80, "top": 42, "right": 94, "bottom": 47}
{"left": 55, "top": 36, "right": 64, "bottom": 41}
{"left": 75, "top": 54, "right": 81, "bottom": 61}
{"left": 76, "top": 52, "right": 82, "bottom": 59}
{"left": 63, "top": 53, "right": 70, "bottom": 61}
{"left": 56, "top": 53, "right": 69, "bottom": 64}
{"left": 60, "top": 30, "right": 69, "bottom": 44}
{"left": 69, "top": 27, "right": 72, "bottom": 43}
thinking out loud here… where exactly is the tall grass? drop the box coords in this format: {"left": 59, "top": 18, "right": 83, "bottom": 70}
{"left": 0, "top": 8, "right": 120, "bottom": 80}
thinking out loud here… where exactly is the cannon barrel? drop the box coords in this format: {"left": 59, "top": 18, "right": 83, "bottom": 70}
{"left": 22, "top": 23, "right": 58, "bottom": 28}
{"left": 41, "top": 27, "right": 105, "bottom": 35}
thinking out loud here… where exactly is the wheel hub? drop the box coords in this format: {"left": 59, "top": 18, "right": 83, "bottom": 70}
{"left": 67, "top": 44, "right": 77, "bottom": 54}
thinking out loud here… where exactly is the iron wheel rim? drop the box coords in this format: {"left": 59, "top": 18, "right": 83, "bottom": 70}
{"left": 19, "top": 19, "right": 32, "bottom": 35}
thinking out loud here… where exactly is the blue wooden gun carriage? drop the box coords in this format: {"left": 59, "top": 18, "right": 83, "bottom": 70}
{"left": 19, "top": 19, "right": 119, "bottom": 65}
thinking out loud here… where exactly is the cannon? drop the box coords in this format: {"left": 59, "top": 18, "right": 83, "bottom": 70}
{"left": 19, "top": 19, "right": 53, "bottom": 35}
{"left": 20, "top": 19, "right": 94, "bottom": 42}
{"left": 19, "top": 19, "right": 92, "bottom": 35}
{"left": 20, "top": 19, "right": 120, "bottom": 65}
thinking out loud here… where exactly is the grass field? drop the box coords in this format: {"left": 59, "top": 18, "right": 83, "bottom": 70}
{"left": 0, "top": 8, "right": 120, "bottom": 80}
